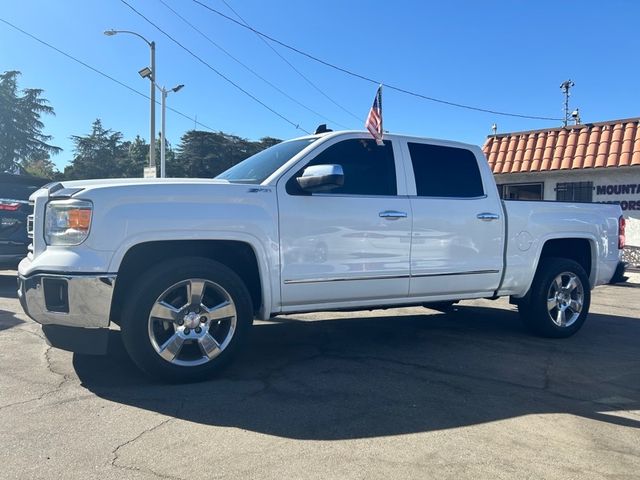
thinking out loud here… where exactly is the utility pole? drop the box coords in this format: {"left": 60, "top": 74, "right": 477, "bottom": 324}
{"left": 560, "top": 79, "right": 574, "bottom": 127}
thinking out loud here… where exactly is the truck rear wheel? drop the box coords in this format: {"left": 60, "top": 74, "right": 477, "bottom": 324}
{"left": 120, "top": 257, "right": 253, "bottom": 382}
{"left": 519, "top": 258, "right": 591, "bottom": 338}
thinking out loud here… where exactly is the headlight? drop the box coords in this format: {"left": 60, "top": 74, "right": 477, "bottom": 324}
{"left": 44, "top": 199, "right": 93, "bottom": 246}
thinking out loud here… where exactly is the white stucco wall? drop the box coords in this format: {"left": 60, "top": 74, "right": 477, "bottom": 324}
{"left": 494, "top": 166, "right": 640, "bottom": 247}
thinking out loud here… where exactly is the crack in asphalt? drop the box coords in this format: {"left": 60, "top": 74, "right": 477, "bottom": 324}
{"left": 110, "top": 417, "right": 181, "bottom": 480}
{"left": 0, "top": 344, "right": 72, "bottom": 411}
{"left": 110, "top": 401, "right": 186, "bottom": 480}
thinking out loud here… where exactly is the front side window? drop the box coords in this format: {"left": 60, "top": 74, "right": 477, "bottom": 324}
{"left": 408, "top": 143, "right": 484, "bottom": 198}
{"left": 288, "top": 138, "right": 397, "bottom": 196}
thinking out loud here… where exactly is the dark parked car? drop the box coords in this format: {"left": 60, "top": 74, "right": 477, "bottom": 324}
{"left": 0, "top": 173, "right": 49, "bottom": 268}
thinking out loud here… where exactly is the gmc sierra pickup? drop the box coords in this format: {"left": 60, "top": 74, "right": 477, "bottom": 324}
{"left": 18, "top": 131, "right": 625, "bottom": 382}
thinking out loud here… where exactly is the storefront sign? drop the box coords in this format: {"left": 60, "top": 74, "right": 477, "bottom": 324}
{"left": 596, "top": 184, "right": 640, "bottom": 195}
{"left": 595, "top": 183, "right": 640, "bottom": 211}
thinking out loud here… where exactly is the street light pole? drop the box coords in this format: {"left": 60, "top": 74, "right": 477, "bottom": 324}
{"left": 149, "top": 40, "right": 156, "bottom": 175}
{"left": 161, "top": 87, "right": 165, "bottom": 179}
{"left": 104, "top": 29, "right": 156, "bottom": 177}
{"left": 159, "top": 84, "right": 184, "bottom": 178}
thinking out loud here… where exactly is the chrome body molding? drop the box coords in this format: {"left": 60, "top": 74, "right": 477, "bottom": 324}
{"left": 18, "top": 272, "right": 116, "bottom": 328}
{"left": 283, "top": 270, "right": 500, "bottom": 285}
{"left": 412, "top": 269, "right": 500, "bottom": 278}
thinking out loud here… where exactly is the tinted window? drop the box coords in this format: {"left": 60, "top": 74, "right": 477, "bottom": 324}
{"left": 408, "top": 143, "right": 484, "bottom": 198}
{"left": 288, "top": 139, "right": 396, "bottom": 196}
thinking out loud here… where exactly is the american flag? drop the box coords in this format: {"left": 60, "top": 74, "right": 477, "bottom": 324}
{"left": 365, "top": 85, "right": 384, "bottom": 145}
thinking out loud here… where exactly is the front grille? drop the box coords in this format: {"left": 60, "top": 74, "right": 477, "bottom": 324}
{"left": 27, "top": 214, "right": 34, "bottom": 239}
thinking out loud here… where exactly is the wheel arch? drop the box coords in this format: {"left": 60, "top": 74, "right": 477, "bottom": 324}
{"left": 109, "top": 237, "right": 272, "bottom": 324}
{"left": 516, "top": 235, "right": 597, "bottom": 301}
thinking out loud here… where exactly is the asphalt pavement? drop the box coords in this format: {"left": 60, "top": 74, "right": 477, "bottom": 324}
{"left": 0, "top": 269, "right": 638, "bottom": 480}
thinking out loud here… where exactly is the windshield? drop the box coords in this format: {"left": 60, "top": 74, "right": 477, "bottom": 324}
{"left": 216, "top": 138, "right": 317, "bottom": 184}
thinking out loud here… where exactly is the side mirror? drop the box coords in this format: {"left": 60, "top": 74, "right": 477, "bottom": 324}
{"left": 296, "top": 164, "right": 344, "bottom": 193}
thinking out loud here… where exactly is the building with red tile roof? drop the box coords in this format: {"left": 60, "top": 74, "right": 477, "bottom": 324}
{"left": 483, "top": 118, "right": 640, "bottom": 174}
{"left": 482, "top": 117, "right": 640, "bottom": 261}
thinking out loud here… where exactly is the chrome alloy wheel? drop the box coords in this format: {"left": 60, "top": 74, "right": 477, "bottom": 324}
{"left": 147, "top": 278, "right": 237, "bottom": 366}
{"left": 546, "top": 271, "right": 584, "bottom": 328}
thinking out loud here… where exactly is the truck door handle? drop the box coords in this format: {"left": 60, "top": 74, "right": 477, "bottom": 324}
{"left": 477, "top": 212, "right": 500, "bottom": 221}
{"left": 379, "top": 210, "right": 407, "bottom": 220}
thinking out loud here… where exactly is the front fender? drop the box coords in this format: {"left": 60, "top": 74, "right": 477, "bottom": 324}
{"left": 108, "top": 231, "right": 277, "bottom": 320}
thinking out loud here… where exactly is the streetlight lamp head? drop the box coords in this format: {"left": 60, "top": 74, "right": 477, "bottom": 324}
{"left": 171, "top": 84, "right": 185, "bottom": 93}
{"left": 104, "top": 29, "right": 118, "bottom": 36}
{"left": 138, "top": 66, "right": 153, "bottom": 79}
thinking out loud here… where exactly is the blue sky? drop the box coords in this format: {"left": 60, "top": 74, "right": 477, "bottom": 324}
{"left": 1, "top": 0, "right": 638, "bottom": 170}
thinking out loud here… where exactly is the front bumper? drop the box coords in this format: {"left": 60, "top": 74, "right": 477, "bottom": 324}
{"left": 18, "top": 272, "right": 116, "bottom": 328}
{"left": 18, "top": 272, "right": 116, "bottom": 355}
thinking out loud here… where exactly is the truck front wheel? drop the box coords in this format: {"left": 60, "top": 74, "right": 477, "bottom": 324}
{"left": 519, "top": 258, "right": 591, "bottom": 338}
{"left": 120, "top": 257, "right": 253, "bottom": 382}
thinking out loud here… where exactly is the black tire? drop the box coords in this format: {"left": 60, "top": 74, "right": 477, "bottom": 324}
{"left": 120, "top": 257, "right": 253, "bottom": 383}
{"left": 423, "top": 301, "right": 457, "bottom": 313}
{"left": 519, "top": 257, "right": 591, "bottom": 338}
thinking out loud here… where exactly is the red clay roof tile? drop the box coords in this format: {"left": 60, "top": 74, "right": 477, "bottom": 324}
{"left": 595, "top": 126, "right": 611, "bottom": 168}
{"left": 632, "top": 126, "right": 640, "bottom": 166}
{"left": 531, "top": 133, "right": 546, "bottom": 171}
{"left": 501, "top": 135, "right": 518, "bottom": 173}
{"left": 541, "top": 130, "right": 556, "bottom": 171}
{"left": 607, "top": 123, "right": 623, "bottom": 167}
{"left": 619, "top": 122, "right": 635, "bottom": 166}
{"left": 561, "top": 129, "right": 577, "bottom": 169}
{"left": 521, "top": 135, "right": 536, "bottom": 171}
{"left": 483, "top": 117, "right": 640, "bottom": 173}
{"left": 512, "top": 135, "right": 526, "bottom": 172}
{"left": 550, "top": 129, "right": 567, "bottom": 170}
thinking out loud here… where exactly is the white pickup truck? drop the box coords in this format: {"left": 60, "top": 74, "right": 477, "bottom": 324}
{"left": 18, "top": 130, "right": 625, "bottom": 382}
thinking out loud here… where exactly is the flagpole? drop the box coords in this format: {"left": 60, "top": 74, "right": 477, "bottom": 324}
{"left": 378, "top": 84, "right": 383, "bottom": 135}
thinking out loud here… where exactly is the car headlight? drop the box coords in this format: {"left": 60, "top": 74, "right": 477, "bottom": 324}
{"left": 44, "top": 199, "right": 93, "bottom": 246}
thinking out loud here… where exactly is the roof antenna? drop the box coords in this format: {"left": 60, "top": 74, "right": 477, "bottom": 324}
{"left": 314, "top": 124, "right": 333, "bottom": 134}
{"left": 560, "top": 79, "right": 575, "bottom": 127}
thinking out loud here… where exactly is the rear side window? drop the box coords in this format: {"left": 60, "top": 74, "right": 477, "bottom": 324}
{"left": 408, "top": 143, "right": 484, "bottom": 198}
{"left": 288, "top": 138, "right": 397, "bottom": 196}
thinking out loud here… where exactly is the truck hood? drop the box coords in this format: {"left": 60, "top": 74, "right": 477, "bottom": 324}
{"left": 31, "top": 177, "right": 255, "bottom": 201}
{"left": 59, "top": 177, "right": 232, "bottom": 190}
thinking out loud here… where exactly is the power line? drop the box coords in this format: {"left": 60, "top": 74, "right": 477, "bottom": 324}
{"left": 119, "top": 0, "right": 310, "bottom": 134}
{"left": 193, "top": 0, "right": 563, "bottom": 122}
{"left": 157, "top": 0, "right": 349, "bottom": 129}
{"left": 0, "top": 16, "right": 216, "bottom": 132}
{"left": 219, "top": 0, "right": 362, "bottom": 124}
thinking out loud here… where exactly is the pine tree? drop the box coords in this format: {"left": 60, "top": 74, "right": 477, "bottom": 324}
{"left": 0, "top": 71, "right": 61, "bottom": 172}
{"left": 174, "top": 131, "right": 281, "bottom": 178}
{"left": 64, "top": 119, "right": 127, "bottom": 179}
